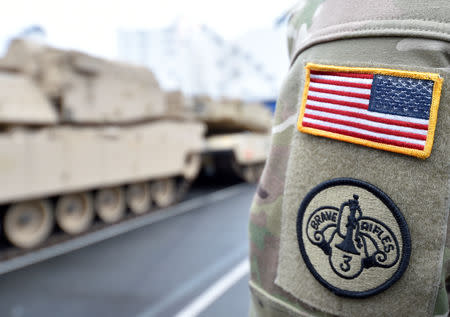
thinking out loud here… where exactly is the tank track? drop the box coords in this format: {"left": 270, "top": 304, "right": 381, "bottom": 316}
{"left": 0, "top": 177, "right": 192, "bottom": 262}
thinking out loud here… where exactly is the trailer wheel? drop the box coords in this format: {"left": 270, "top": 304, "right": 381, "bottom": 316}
{"left": 126, "top": 182, "right": 151, "bottom": 215}
{"left": 183, "top": 153, "right": 201, "bottom": 180}
{"left": 4, "top": 199, "right": 54, "bottom": 249}
{"left": 150, "top": 178, "right": 177, "bottom": 208}
{"left": 95, "top": 187, "right": 125, "bottom": 223}
{"left": 56, "top": 192, "right": 94, "bottom": 234}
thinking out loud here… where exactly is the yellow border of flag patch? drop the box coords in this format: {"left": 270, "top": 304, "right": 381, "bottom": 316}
{"left": 297, "top": 63, "right": 443, "bottom": 159}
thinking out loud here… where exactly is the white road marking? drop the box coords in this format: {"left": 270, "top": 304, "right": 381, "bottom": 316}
{"left": 272, "top": 114, "right": 297, "bottom": 134}
{"left": 174, "top": 258, "right": 249, "bottom": 317}
{"left": 136, "top": 246, "right": 248, "bottom": 317}
{"left": 0, "top": 183, "right": 250, "bottom": 275}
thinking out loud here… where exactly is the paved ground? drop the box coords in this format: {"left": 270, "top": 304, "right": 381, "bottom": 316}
{"left": 0, "top": 181, "right": 255, "bottom": 317}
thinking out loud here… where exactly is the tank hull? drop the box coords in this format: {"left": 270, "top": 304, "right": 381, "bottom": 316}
{"left": 0, "top": 40, "right": 207, "bottom": 251}
{"left": 0, "top": 120, "right": 204, "bottom": 204}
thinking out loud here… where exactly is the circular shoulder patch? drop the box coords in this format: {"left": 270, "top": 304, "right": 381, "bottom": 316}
{"left": 296, "top": 178, "right": 411, "bottom": 298}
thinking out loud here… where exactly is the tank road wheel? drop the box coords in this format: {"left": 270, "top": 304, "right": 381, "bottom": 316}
{"left": 150, "top": 178, "right": 177, "bottom": 208}
{"left": 183, "top": 153, "right": 202, "bottom": 181}
{"left": 55, "top": 192, "right": 94, "bottom": 235}
{"left": 126, "top": 182, "right": 151, "bottom": 215}
{"left": 95, "top": 187, "right": 126, "bottom": 223}
{"left": 4, "top": 200, "right": 54, "bottom": 249}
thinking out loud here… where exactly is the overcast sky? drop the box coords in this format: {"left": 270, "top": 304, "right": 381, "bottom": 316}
{"left": 1, "top": 0, "right": 297, "bottom": 58}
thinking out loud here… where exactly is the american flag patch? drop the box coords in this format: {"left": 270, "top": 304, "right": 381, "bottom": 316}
{"left": 297, "top": 63, "right": 443, "bottom": 159}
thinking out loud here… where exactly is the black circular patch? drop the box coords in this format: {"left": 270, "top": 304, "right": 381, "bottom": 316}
{"left": 296, "top": 178, "right": 411, "bottom": 298}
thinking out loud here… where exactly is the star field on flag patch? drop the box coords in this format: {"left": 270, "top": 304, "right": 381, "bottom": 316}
{"left": 297, "top": 63, "right": 443, "bottom": 159}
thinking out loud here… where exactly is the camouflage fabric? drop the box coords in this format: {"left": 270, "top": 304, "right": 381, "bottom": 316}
{"left": 249, "top": 1, "right": 450, "bottom": 316}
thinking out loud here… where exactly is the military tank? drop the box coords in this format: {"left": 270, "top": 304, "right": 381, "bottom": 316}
{"left": 0, "top": 39, "right": 205, "bottom": 249}
{"left": 191, "top": 96, "right": 272, "bottom": 183}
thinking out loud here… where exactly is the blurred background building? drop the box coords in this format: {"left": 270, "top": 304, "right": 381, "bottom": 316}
{"left": 117, "top": 22, "right": 288, "bottom": 107}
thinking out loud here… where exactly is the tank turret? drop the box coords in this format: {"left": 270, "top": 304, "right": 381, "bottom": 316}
{"left": 0, "top": 38, "right": 168, "bottom": 124}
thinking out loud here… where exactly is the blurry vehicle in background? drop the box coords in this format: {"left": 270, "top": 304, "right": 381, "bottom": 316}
{"left": 193, "top": 96, "right": 271, "bottom": 183}
{"left": 0, "top": 39, "right": 205, "bottom": 250}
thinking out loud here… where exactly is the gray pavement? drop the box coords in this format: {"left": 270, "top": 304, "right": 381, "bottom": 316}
{"left": 0, "top": 183, "right": 255, "bottom": 317}
{"left": 199, "top": 274, "right": 250, "bottom": 317}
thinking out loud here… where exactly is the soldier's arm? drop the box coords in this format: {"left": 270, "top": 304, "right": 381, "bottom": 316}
{"left": 249, "top": 1, "right": 450, "bottom": 316}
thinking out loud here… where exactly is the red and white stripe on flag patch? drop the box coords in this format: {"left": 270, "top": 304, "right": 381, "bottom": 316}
{"left": 297, "top": 63, "right": 443, "bottom": 159}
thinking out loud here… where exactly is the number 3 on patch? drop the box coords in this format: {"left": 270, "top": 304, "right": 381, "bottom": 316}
{"left": 339, "top": 255, "right": 352, "bottom": 273}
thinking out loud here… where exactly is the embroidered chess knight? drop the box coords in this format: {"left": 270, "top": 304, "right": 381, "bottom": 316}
{"left": 306, "top": 195, "right": 400, "bottom": 279}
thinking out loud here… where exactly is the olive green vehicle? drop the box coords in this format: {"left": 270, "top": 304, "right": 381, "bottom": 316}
{"left": 192, "top": 96, "right": 272, "bottom": 183}
{"left": 0, "top": 39, "right": 205, "bottom": 250}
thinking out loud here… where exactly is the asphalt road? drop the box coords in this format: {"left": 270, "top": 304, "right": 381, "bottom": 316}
{"left": 0, "top": 182, "right": 255, "bottom": 317}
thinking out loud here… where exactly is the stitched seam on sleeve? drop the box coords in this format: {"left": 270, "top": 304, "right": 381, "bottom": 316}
{"left": 306, "top": 18, "right": 450, "bottom": 25}
{"left": 291, "top": 27, "right": 450, "bottom": 66}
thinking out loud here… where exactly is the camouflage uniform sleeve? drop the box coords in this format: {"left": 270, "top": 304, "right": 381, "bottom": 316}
{"left": 249, "top": 1, "right": 450, "bottom": 316}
